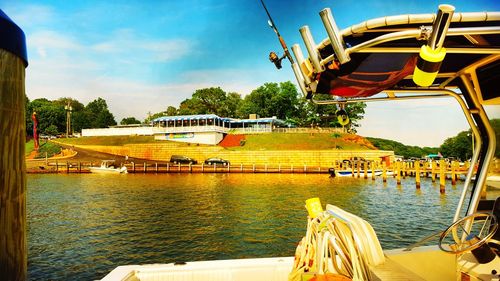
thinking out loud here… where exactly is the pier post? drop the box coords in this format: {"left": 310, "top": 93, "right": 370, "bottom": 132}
{"left": 240, "top": 164, "right": 243, "bottom": 172}
{"left": 132, "top": 162, "right": 135, "bottom": 172}
{"left": 431, "top": 161, "right": 437, "bottom": 182}
{"left": 155, "top": 163, "right": 158, "bottom": 173}
{"left": 167, "top": 163, "right": 170, "bottom": 172}
{"left": 439, "top": 159, "right": 446, "bottom": 193}
{"left": 143, "top": 162, "right": 147, "bottom": 173}
{"left": 227, "top": 163, "right": 230, "bottom": 173}
{"left": 278, "top": 164, "right": 281, "bottom": 173}
{"left": 213, "top": 163, "right": 216, "bottom": 172}
{"left": 66, "top": 161, "right": 69, "bottom": 173}
{"left": 56, "top": 160, "right": 59, "bottom": 172}
{"left": 415, "top": 161, "right": 421, "bottom": 189}
{"left": 396, "top": 161, "right": 401, "bottom": 185}
{"left": 371, "top": 162, "right": 375, "bottom": 181}
{"left": 304, "top": 165, "right": 306, "bottom": 173}
{"left": 382, "top": 162, "right": 387, "bottom": 182}
{"left": 0, "top": 27, "right": 28, "bottom": 279}
{"left": 363, "top": 161, "right": 368, "bottom": 179}
{"left": 451, "top": 161, "right": 457, "bottom": 185}
{"left": 252, "top": 164, "right": 255, "bottom": 173}
{"left": 201, "top": 163, "right": 204, "bottom": 172}
{"left": 78, "top": 162, "right": 81, "bottom": 173}
{"left": 351, "top": 162, "right": 354, "bottom": 177}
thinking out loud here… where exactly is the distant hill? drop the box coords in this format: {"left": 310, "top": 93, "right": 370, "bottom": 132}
{"left": 366, "top": 137, "right": 439, "bottom": 158}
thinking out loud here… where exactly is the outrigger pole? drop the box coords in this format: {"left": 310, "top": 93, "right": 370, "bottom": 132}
{"left": 260, "top": 0, "right": 294, "bottom": 68}
{"left": 259, "top": 0, "right": 311, "bottom": 98}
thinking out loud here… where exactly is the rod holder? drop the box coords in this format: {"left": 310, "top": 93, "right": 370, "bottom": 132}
{"left": 413, "top": 4, "right": 455, "bottom": 86}
{"left": 291, "top": 44, "right": 312, "bottom": 84}
{"left": 299, "top": 26, "right": 324, "bottom": 72}
{"left": 319, "top": 8, "right": 350, "bottom": 65}
{"left": 291, "top": 62, "right": 309, "bottom": 97}
{"left": 429, "top": 4, "right": 455, "bottom": 50}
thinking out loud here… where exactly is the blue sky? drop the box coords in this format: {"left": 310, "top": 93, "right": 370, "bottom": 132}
{"left": 2, "top": 0, "right": 499, "bottom": 147}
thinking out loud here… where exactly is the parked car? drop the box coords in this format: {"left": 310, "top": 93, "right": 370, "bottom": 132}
{"left": 342, "top": 157, "right": 366, "bottom": 167}
{"left": 204, "top": 157, "right": 230, "bottom": 166}
{"left": 170, "top": 155, "right": 197, "bottom": 164}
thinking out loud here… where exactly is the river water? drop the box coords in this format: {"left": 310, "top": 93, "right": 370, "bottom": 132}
{"left": 27, "top": 173, "right": 466, "bottom": 280}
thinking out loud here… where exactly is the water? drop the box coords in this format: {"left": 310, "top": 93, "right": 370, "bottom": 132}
{"left": 27, "top": 173, "right": 466, "bottom": 280}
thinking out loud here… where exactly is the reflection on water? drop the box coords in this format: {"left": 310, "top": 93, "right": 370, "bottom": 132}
{"left": 27, "top": 173, "right": 466, "bottom": 280}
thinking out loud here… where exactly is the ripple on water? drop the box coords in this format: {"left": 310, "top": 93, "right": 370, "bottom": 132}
{"left": 27, "top": 173, "right": 467, "bottom": 280}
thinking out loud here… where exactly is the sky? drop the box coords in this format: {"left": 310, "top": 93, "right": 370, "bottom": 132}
{"left": 2, "top": 0, "right": 499, "bottom": 147}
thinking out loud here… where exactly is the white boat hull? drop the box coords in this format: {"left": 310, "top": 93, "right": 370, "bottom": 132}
{"left": 89, "top": 166, "right": 127, "bottom": 174}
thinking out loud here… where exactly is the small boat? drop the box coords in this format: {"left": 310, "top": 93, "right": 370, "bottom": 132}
{"left": 89, "top": 160, "right": 127, "bottom": 174}
{"left": 335, "top": 169, "right": 383, "bottom": 177}
{"left": 486, "top": 175, "right": 500, "bottom": 189}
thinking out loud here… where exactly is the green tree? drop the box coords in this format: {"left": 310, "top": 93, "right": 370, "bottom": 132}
{"left": 29, "top": 98, "right": 65, "bottom": 135}
{"left": 120, "top": 117, "right": 141, "bottom": 125}
{"left": 85, "top": 97, "right": 117, "bottom": 128}
{"left": 166, "top": 106, "right": 178, "bottom": 116}
{"left": 238, "top": 82, "right": 299, "bottom": 119}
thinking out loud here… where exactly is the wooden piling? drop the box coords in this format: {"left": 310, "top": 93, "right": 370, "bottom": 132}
{"left": 66, "top": 161, "right": 69, "bottom": 173}
{"left": 396, "top": 161, "right": 401, "bottom": 185}
{"left": 143, "top": 162, "right": 147, "bottom": 173}
{"left": 439, "top": 159, "right": 446, "bottom": 193}
{"left": 371, "top": 162, "right": 375, "bottom": 181}
{"left": 0, "top": 48, "right": 27, "bottom": 280}
{"left": 132, "top": 162, "right": 136, "bottom": 172}
{"left": 431, "top": 161, "right": 436, "bottom": 182}
{"left": 363, "top": 161, "right": 368, "bottom": 179}
{"left": 382, "top": 162, "right": 387, "bottom": 182}
{"left": 415, "top": 161, "right": 421, "bottom": 189}
{"left": 451, "top": 161, "right": 457, "bottom": 185}
{"left": 155, "top": 163, "right": 158, "bottom": 172}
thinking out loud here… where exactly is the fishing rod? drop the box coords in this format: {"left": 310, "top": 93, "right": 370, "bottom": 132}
{"left": 260, "top": 0, "right": 294, "bottom": 69}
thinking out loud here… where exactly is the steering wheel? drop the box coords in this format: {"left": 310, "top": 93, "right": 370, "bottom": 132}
{"left": 439, "top": 212, "right": 498, "bottom": 254}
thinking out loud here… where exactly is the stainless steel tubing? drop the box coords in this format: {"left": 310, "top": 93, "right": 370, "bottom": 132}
{"left": 319, "top": 8, "right": 351, "bottom": 64}
{"left": 291, "top": 62, "right": 308, "bottom": 96}
{"left": 429, "top": 4, "right": 455, "bottom": 50}
{"left": 299, "top": 26, "right": 324, "bottom": 72}
{"left": 291, "top": 44, "right": 312, "bottom": 84}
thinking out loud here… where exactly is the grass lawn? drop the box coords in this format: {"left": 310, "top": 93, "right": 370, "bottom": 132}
{"left": 54, "top": 133, "right": 375, "bottom": 151}
{"left": 228, "top": 133, "right": 372, "bottom": 150}
{"left": 25, "top": 139, "right": 62, "bottom": 158}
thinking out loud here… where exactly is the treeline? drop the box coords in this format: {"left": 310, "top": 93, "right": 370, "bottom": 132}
{"left": 440, "top": 119, "right": 500, "bottom": 160}
{"left": 366, "top": 137, "right": 439, "bottom": 159}
{"left": 145, "top": 81, "right": 367, "bottom": 131}
{"left": 26, "top": 81, "right": 366, "bottom": 136}
{"left": 26, "top": 97, "right": 116, "bottom": 136}
{"left": 367, "top": 118, "right": 500, "bottom": 160}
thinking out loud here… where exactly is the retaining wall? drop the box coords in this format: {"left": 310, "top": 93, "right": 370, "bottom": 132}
{"left": 74, "top": 143, "right": 394, "bottom": 166}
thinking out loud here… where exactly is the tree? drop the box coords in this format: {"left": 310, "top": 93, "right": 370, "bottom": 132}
{"left": 178, "top": 87, "right": 242, "bottom": 117}
{"left": 238, "top": 82, "right": 299, "bottom": 119}
{"left": 166, "top": 106, "right": 178, "bottom": 116}
{"left": 120, "top": 117, "right": 141, "bottom": 125}
{"left": 85, "top": 97, "right": 117, "bottom": 128}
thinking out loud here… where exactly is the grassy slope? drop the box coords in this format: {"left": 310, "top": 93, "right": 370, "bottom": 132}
{"left": 25, "top": 140, "right": 62, "bottom": 158}
{"left": 56, "top": 133, "right": 375, "bottom": 150}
